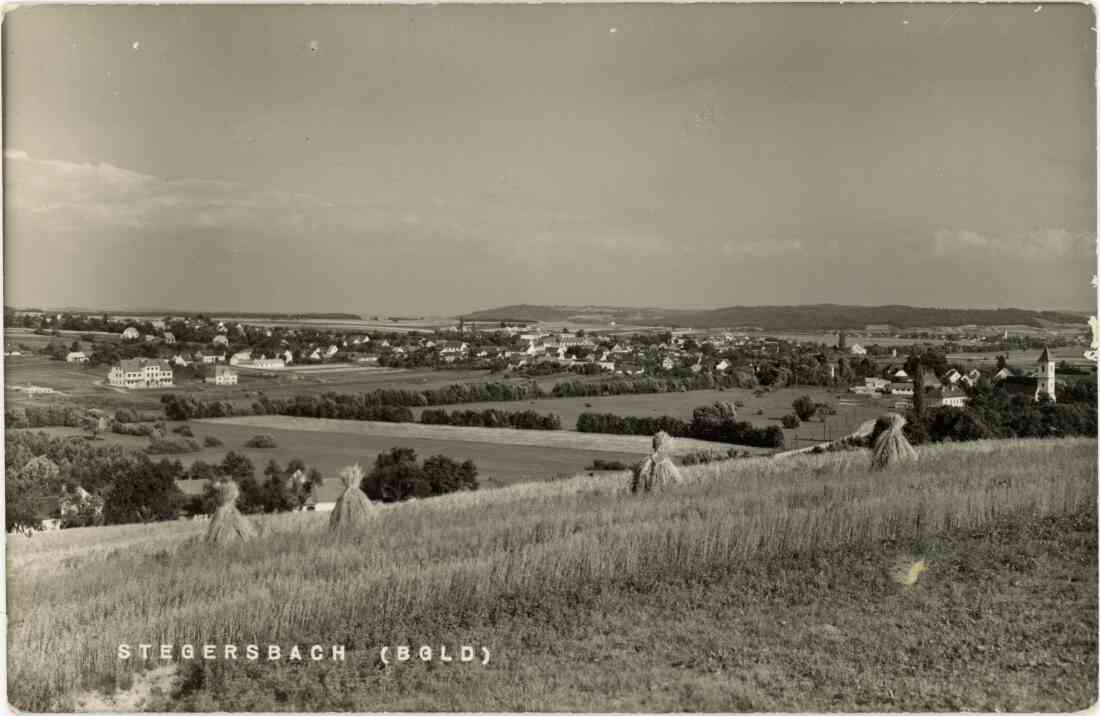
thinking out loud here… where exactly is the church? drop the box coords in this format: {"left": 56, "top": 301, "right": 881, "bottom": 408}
{"left": 1000, "top": 348, "right": 1057, "bottom": 403}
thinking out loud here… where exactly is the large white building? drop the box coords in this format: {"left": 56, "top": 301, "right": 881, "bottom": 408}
{"left": 108, "top": 358, "right": 174, "bottom": 389}
{"left": 204, "top": 364, "right": 238, "bottom": 385}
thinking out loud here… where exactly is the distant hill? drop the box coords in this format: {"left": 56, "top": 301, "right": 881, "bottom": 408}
{"left": 462, "top": 303, "right": 1089, "bottom": 330}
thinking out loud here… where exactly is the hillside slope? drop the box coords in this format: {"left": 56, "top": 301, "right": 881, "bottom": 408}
{"left": 7, "top": 438, "right": 1096, "bottom": 711}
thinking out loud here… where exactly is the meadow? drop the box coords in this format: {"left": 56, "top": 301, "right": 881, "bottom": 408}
{"left": 408, "top": 386, "right": 890, "bottom": 448}
{"left": 7, "top": 437, "right": 1095, "bottom": 711}
{"left": 16, "top": 420, "right": 654, "bottom": 494}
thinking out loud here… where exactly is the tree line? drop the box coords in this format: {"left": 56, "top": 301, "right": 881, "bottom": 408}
{"left": 902, "top": 381, "right": 1098, "bottom": 444}
{"left": 6, "top": 430, "right": 481, "bottom": 532}
{"left": 576, "top": 401, "right": 786, "bottom": 449}
{"left": 420, "top": 408, "right": 561, "bottom": 430}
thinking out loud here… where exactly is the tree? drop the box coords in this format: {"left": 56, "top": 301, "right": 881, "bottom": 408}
{"left": 792, "top": 395, "right": 817, "bottom": 421}
{"left": 7, "top": 456, "right": 61, "bottom": 532}
{"left": 219, "top": 451, "right": 264, "bottom": 513}
{"left": 781, "top": 414, "right": 801, "bottom": 429}
{"left": 81, "top": 415, "right": 103, "bottom": 441}
{"left": 363, "top": 447, "right": 430, "bottom": 502}
{"left": 690, "top": 401, "right": 737, "bottom": 441}
{"left": 101, "top": 457, "right": 185, "bottom": 525}
{"left": 911, "top": 358, "right": 925, "bottom": 422}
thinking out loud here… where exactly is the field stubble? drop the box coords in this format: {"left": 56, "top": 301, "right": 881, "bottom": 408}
{"left": 6, "top": 437, "right": 1096, "bottom": 711}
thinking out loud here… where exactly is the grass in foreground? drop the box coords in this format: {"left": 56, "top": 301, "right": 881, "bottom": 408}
{"left": 156, "top": 509, "right": 1098, "bottom": 712}
{"left": 6, "top": 438, "right": 1096, "bottom": 711}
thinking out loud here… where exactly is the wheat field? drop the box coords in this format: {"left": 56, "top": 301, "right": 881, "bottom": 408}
{"left": 7, "top": 437, "right": 1096, "bottom": 710}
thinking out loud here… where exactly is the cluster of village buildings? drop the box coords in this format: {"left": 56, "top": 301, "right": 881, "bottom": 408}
{"left": 10, "top": 311, "right": 1066, "bottom": 405}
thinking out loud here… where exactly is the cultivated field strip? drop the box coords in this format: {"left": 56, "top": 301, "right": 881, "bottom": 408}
{"left": 193, "top": 415, "right": 737, "bottom": 454}
{"left": 6, "top": 438, "right": 1096, "bottom": 710}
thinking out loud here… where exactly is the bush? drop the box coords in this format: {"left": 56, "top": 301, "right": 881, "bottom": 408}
{"left": 112, "top": 421, "right": 156, "bottom": 437}
{"left": 586, "top": 459, "right": 630, "bottom": 471}
{"left": 172, "top": 425, "right": 194, "bottom": 437}
{"left": 363, "top": 447, "right": 478, "bottom": 502}
{"left": 203, "top": 435, "right": 223, "bottom": 448}
{"left": 243, "top": 434, "right": 277, "bottom": 449}
{"left": 791, "top": 395, "right": 817, "bottom": 421}
{"left": 576, "top": 412, "right": 690, "bottom": 436}
{"left": 144, "top": 438, "right": 201, "bottom": 455}
{"left": 422, "top": 408, "right": 561, "bottom": 430}
{"left": 679, "top": 448, "right": 751, "bottom": 466}
{"left": 781, "top": 414, "right": 801, "bottom": 429}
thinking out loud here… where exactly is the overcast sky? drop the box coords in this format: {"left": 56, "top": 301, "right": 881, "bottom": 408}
{"left": 4, "top": 3, "right": 1096, "bottom": 316}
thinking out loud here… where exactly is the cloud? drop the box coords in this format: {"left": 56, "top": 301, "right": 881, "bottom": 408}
{"left": 4, "top": 149, "right": 673, "bottom": 264}
{"left": 720, "top": 237, "right": 804, "bottom": 259}
{"left": 932, "top": 227, "right": 1095, "bottom": 259}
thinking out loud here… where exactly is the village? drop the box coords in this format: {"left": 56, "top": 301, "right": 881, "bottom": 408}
{"left": 5, "top": 309, "right": 1086, "bottom": 413}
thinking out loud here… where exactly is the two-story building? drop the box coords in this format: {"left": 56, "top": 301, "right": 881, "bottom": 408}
{"left": 204, "top": 364, "right": 239, "bottom": 385}
{"left": 107, "top": 358, "right": 175, "bottom": 389}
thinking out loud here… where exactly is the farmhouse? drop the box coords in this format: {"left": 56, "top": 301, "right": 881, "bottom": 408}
{"left": 889, "top": 382, "right": 914, "bottom": 396}
{"left": 960, "top": 368, "right": 982, "bottom": 387}
{"left": 204, "top": 364, "right": 239, "bottom": 385}
{"left": 108, "top": 358, "right": 175, "bottom": 389}
{"left": 65, "top": 351, "right": 89, "bottom": 363}
{"left": 849, "top": 344, "right": 867, "bottom": 356}
{"left": 938, "top": 387, "right": 969, "bottom": 408}
{"left": 163, "top": 332, "right": 176, "bottom": 345}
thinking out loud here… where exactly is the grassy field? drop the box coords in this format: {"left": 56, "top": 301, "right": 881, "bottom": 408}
{"left": 3, "top": 356, "right": 583, "bottom": 413}
{"left": 948, "top": 345, "right": 1095, "bottom": 368}
{"left": 16, "top": 420, "right": 657, "bottom": 495}
{"left": 409, "top": 386, "right": 890, "bottom": 448}
{"left": 7, "top": 437, "right": 1095, "bottom": 711}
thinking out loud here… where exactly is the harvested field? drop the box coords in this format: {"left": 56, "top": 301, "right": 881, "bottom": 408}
{"left": 7, "top": 438, "right": 1095, "bottom": 711}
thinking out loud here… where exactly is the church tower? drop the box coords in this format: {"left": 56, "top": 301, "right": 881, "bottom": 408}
{"left": 1036, "top": 347, "right": 1056, "bottom": 402}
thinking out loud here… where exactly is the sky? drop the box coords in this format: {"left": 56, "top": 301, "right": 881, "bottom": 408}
{"left": 4, "top": 3, "right": 1097, "bottom": 316}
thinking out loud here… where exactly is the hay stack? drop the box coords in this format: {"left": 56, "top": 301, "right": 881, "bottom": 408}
{"left": 870, "top": 413, "right": 918, "bottom": 471}
{"left": 631, "top": 431, "right": 684, "bottom": 493}
{"left": 205, "top": 481, "right": 256, "bottom": 545}
{"left": 329, "top": 463, "right": 374, "bottom": 530}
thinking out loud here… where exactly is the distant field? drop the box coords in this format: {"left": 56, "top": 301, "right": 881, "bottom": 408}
{"left": 948, "top": 345, "right": 1094, "bottom": 367}
{"left": 241, "top": 363, "right": 408, "bottom": 376}
{"left": 216, "top": 317, "right": 455, "bottom": 333}
{"left": 410, "top": 386, "right": 891, "bottom": 447}
{"left": 21, "top": 419, "right": 655, "bottom": 495}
